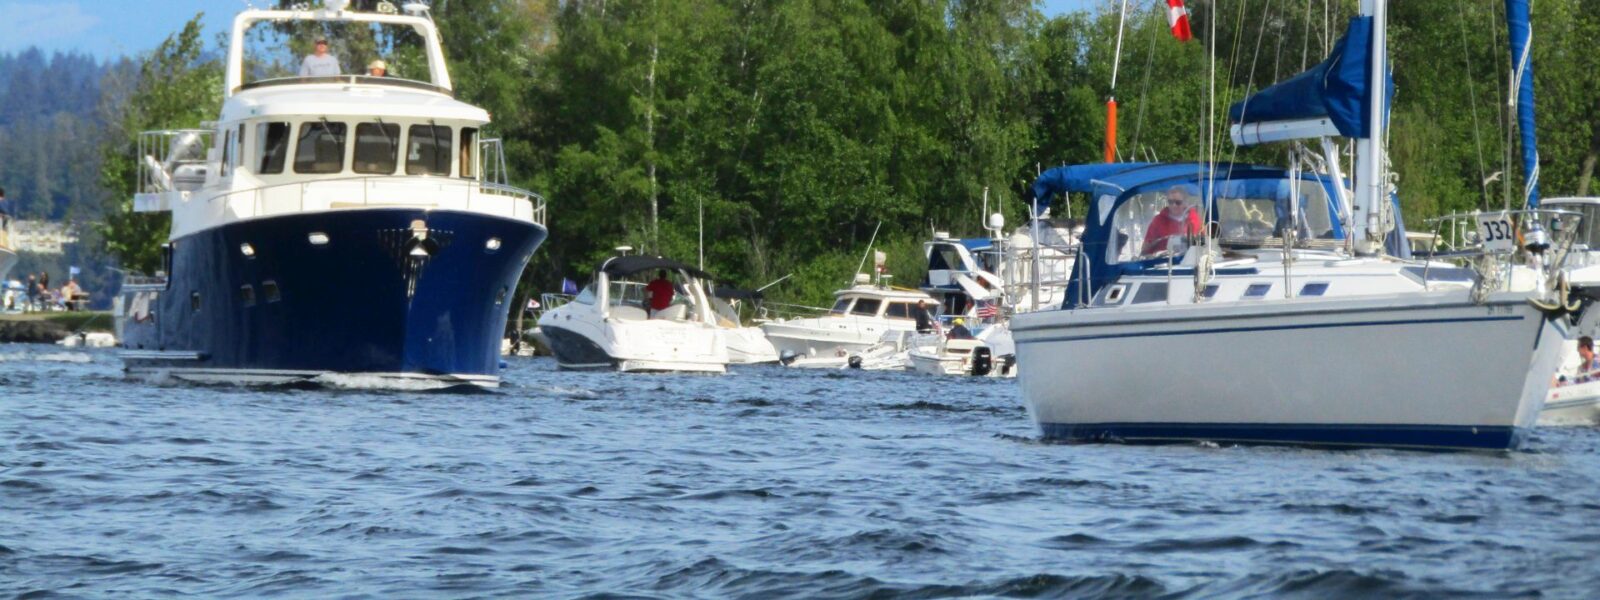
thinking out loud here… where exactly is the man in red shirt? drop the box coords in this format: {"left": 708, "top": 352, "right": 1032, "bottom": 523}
{"left": 645, "top": 270, "right": 675, "bottom": 316}
{"left": 1141, "top": 185, "right": 1203, "bottom": 256}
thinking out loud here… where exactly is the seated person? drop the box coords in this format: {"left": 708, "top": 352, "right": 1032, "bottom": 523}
{"left": 299, "top": 39, "right": 341, "bottom": 77}
{"left": 1560, "top": 336, "right": 1599, "bottom": 386}
{"left": 1141, "top": 186, "right": 1203, "bottom": 256}
{"left": 645, "top": 270, "right": 675, "bottom": 317}
{"left": 367, "top": 59, "right": 387, "bottom": 77}
{"left": 947, "top": 317, "right": 974, "bottom": 340}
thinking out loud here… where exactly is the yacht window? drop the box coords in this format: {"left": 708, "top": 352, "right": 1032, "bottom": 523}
{"left": 353, "top": 122, "right": 401, "bottom": 174}
{"left": 1244, "top": 283, "right": 1272, "bottom": 298}
{"left": 830, "top": 298, "right": 852, "bottom": 315}
{"left": 262, "top": 280, "right": 281, "bottom": 303}
{"left": 459, "top": 127, "right": 477, "bottom": 179}
{"left": 293, "top": 121, "right": 347, "bottom": 174}
{"left": 406, "top": 124, "right": 452, "bottom": 176}
{"left": 1107, "top": 188, "right": 1201, "bottom": 264}
{"left": 1131, "top": 282, "right": 1169, "bottom": 304}
{"left": 257, "top": 122, "right": 290, "bottom": 174}
{"left": 220, "top": 129, "right": 232, "bottom": 177}
{"left": 850, "top": 298, "right": 882, "bottom": 316}
{"left": 1299, "top": 282, "right": 1329, "bottom": 297}
{"left": 1215, "top": 180, "right": 1335, "bottom": 247}
{"left": 1096, "top": 283, "right": 1128, "bottom": 305}
{"left": 1202, "top": 284, "right": 1220, "bottom": 299}
{"left": 928, "top": 245, "right": 964, "bottom": 272}
{"left": 884, "top": 302, "right": 912, "bottom": 319}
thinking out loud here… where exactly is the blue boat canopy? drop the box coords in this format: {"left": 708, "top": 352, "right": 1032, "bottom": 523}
{"left": 1227, "top": 16, "right": 1390, "bottom": 139}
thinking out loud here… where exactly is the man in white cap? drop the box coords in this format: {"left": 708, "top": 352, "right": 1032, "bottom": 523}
{"left": 299, "top": 38, "right": 341, "bottom": 77}
{"left": 366, "top": 59, "right": 387, "bottom": 77}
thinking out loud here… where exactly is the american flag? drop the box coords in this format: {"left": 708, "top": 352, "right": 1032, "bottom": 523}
{"left": 975, "top": 299, "right": 1000, "bottom": 319}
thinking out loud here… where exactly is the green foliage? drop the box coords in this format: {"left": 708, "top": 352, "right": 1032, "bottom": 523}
{"left": 96, "top": 14, "right": 222, "bottom": 275}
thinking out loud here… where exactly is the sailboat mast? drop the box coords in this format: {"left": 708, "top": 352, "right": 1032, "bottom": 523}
{"left": 1352, "top": 0, "right": 1387, "bottom": 253}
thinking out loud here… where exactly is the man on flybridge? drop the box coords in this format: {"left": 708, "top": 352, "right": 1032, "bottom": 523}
{"left": 299, "top": 38, "right": 341, "bottom": 77}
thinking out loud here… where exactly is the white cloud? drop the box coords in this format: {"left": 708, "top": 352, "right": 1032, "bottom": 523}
{"left": 0, "top": 2, "right": 101, "bottom": 53}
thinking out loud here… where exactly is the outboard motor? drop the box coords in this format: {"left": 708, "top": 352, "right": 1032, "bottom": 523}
{"left": 779, "top": 350, "right": 799, "bottom": 366}
{"left": 847, "top": 355, "right": 864, "bottom": 369}
{"left": 1000, "top": 354, "right": 1017, "bottom": 376}
{"left": 971, "top": 346, "right": 993, "bottom": 377}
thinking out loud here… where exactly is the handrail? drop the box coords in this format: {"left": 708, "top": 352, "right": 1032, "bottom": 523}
{"left": 182, "top": 174, "right": 547, "bottom": 226}
{"left": 1423, "top": 208, "right": 1583, "bottom": 291}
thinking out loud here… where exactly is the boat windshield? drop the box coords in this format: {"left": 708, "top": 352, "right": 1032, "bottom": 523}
{"left": 1108, "top": 179, "right": 1336, "bottom": 263}
{"left": 1550, "top": 202, "right": 1600, "bottom": 250}
{"left": 241, "top": 19, "right": 438, "bottom": 89}
{"left": 829, "top": 298, "right": 852, "bottom": 315}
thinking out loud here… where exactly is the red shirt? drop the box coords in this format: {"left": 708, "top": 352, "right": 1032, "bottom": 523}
{"left": 646, "top": 278, "right": 675, "bottom": 311}
{"left": 1142, "top": 208, "right": 1202, "bottom": 255}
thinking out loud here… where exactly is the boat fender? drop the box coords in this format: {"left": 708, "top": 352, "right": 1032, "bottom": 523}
{"left": 971, "top": 347, "right": 993, "bottom": 377}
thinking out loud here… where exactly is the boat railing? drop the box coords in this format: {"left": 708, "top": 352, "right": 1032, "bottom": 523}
{"left": 1422, "top": 209, "right": 1583, "bottom": 293}
{"left": 137, "top": 129, "right": 214, "bottom": 194}
{"left": 539, "top": 293, "right": 574, "bottom": 315}
{"left": 198, "top": 175, "right": 547, "bottom": 225}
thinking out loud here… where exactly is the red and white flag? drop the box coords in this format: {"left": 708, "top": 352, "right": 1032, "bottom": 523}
{"left": 1167, "top": 0, "right": 1193, "bottom": 43}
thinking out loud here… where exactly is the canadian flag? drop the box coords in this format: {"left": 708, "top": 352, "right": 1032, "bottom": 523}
{"left": 1167, "top": 0, "right": 1193, "bottom": 43}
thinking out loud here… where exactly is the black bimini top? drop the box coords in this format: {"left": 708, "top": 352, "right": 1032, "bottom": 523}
{"left": 600, "top": 255, "right": 715, "bottom": 280}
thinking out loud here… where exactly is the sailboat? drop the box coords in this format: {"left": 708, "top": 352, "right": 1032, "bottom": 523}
{"left": 1010, "top": 0, "right": 1585, "bottom": 450}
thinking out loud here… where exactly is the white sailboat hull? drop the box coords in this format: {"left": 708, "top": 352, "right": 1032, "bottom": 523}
{"left": 1012, "top": 290, "right": 1564, "bottom": 450}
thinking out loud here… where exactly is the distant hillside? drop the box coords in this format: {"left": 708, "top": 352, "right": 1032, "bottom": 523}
{"left": 0, "top": 48, "right": 126, "bottom": 221}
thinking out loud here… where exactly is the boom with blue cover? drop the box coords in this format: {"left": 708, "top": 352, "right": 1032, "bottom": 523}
{"left": 1227, "top": 16, "right": 1391, "bottom": 139}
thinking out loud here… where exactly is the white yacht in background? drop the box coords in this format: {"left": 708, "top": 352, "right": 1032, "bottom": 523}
{"left": 539, "top": 256, "right": 728, "bottom": 373}
{"left": 1012, "top": 0, "right": 1583, "bottom": 451}
{"left": 113, "top": 3, "right": 548, "bottom": 387}
{"left": 760, "top": 274, "right": 933, "bottom": 369}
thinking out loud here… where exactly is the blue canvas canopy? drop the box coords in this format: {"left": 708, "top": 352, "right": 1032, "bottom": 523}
{"left": 1031, "top": 162, "right": 1409, "bottom": 307}
{"left": 1227, "top": 16, "right": 1391, "bottom": 139}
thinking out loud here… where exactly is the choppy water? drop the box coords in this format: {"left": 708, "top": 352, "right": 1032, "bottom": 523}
{"left": 3, "top": 344, "right": 1600, "bottom": 598}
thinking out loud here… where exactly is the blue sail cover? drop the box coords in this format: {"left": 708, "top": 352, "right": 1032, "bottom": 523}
{"left": 1506, "top": 0, "right": 1540, "bottom": 208}
{"left": 1227, "top": 16, "right": 1389, "bottom": 139}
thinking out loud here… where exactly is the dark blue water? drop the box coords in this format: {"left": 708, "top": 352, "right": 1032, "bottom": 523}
{"left": 4, "top": 344, "right": 1599, "bottom": 598}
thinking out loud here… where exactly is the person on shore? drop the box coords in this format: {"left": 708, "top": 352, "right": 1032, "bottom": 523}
{"left": 947, "top": 317, "right": 974, "bottom": 340}
{"left": 646, "top": 270, "right": 675, "bottom": 317}
{"left": 59, "top": 279, "right": 82, "bottom": 311}
{"left": 1141, "top": 185, "right": 1203, "bottom": 256}
{"left": 299, "top": 39, "right": 341, "bottom": 77}
{"left": 366, "top": 59, "right": 387, "bottom": 77}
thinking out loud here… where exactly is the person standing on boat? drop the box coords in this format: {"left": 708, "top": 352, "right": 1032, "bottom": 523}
{"left": 1141, "top": 185, "right": 1203, "bottom": 256}
{"left": 914, "top": 300, "right": 937, "bottom": 333}
{"left": 299, "top": 39, "right": 341, "bottom": 77}
{"left": 947, "top": 318, "right": 974, "bottom": 340}
{"left": 366, "top": 60, "right": 387, "bottom": 77}
{"left": 646, "top": 270, "right": 675, "bottom": 317}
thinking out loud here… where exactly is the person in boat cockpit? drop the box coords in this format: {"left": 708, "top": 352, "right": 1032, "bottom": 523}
{"left": 1140, "top": 185, "right": 1203, "bottom": 256}
{"left": 947, "top": 318, "right": 974, "bottom": 340}
{"left": 367, "top": 60, "right": 387, "bottom": 77}
{"left": 299, "top": 39, "right": 341, "bottom": 77}
{"left": 1561, "top": 336, "right": 1600, "bottom": 386}
{"left": 646, "top": 270, "right": 675, "bottom": 317}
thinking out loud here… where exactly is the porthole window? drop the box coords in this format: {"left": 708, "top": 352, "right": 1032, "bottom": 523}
{"left": 239, "top": 284, "right": 256, "bottom": 307}
{"left": 1244, "top": 283, "right": 1272, "bottom": 298}
{"left": 240, "top": 243, "right": 256, "bottom": 258}
{"left": 1104, "top": 284, "right": 1128, "bottom": 304}
{"left": 308, "top": 232, "right": 330, "bottom": 246}
{"left": 1300, "top": 282, "right": 1330, "bottom": 297}
{"left": 190, "top": 291, "right": 201, "bottom": 312}
{"left": 485, "top": 237, "right": 502, "bottom": 252}
{"left": 495, "top": 286, "right": 508, "bottom": 305}
{"left": 263, "top": 280, "right": 282, "bottom": 303}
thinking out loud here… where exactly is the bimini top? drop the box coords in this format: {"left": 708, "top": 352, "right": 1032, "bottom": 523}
{"left": 1030, "top": 162, "right": 1410, "bottom": 307}
{"left": 600, "top": 256, "right": 715, "bottom": 281}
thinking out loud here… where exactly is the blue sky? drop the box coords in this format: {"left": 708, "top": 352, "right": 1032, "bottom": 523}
{"left": 0, "top": 0, "right": 1102, "bottom": 60}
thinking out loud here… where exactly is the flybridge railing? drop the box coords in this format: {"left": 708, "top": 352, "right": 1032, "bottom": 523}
{"left": 206, "top": 175, "right": 547, "bottom": 225}
{"left": 137, "top": 129, "right": 214, "bottom": 194}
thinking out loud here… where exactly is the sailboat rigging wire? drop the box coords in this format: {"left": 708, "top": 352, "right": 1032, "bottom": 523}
{"left": 854, "top": 220, "right": 883, "bottom": 281}
{"left": 1130, "top": 2, "right": 1160, "bottom": 154}
{"left": 1457, "top": 0, "right": 1491, "bottom": 209}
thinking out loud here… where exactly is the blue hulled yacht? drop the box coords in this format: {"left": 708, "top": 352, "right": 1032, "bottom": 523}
{"left": 116, "top": 2, "right": 548, "bottom": 387}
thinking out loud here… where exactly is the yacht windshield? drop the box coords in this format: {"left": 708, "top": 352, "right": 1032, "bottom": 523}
{"left": 1214, "top": 180, "right": 1336, "bottom": 247}
{"left": 241, "top": 19, "right": 437, "bottom": 88}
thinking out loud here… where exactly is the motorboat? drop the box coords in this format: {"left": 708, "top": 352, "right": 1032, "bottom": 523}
{"left": 906, "top": 326, "right": 1016, "bottom": 377}
{"left": 114, "top": 3, "right": 547, "bottom": 387}
{"left": 1538, "top": 196, "right": 1600, "bottom": 425}
{"left": 538, "top": 256, "right": 728, "bottom": 373}
{"left": 760, "top": 274, "right": 934, "bottom": 368}
{"left": 1011, "top": 1, "right": 1584, "bottom": 450}
{"left": 708, "top": 286, "right": 779, "bottom": 364}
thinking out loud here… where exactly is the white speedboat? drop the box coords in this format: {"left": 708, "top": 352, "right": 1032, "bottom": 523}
{"left": 1537, "top": 196, "right": 1600, "bottom": 425}
{"left": 761, "top": 275, "right": 934, "bottom": 368}
{"left": 539, "top": 256, "right": 728, "bottom": 373}
{"left": 906, "top": 328, "right": 1015, "bottom": 378}
{"left": 1012, "top": 1, "right": 1581, "bottom": 451}
{"left": 114, "top": 3, "right": 547, "bottom": 388}
{"left": 709, "top": 286, "right": 779, "bottom": 364}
